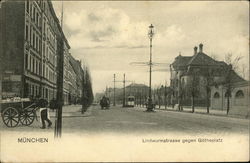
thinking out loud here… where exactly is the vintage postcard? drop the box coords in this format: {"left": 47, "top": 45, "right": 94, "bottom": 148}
{"left": 0, "top": 0, "right": 249, "bottom": 162}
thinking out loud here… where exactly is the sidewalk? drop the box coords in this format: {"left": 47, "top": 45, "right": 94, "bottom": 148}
{"left": 48, "top": 105, "right": 92, "bottom": 118}
{"left": 132, "top": 105, "right": 247, "bottom": 119}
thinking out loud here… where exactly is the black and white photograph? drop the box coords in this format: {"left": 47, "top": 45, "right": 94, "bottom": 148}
{"left": 0, "top": 0, "right": 249, "bottom": 162}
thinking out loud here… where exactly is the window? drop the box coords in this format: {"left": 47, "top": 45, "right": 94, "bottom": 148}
{"left": 35, "top": 85, "right": 37, "bottom": 96}
{"left": 39, "top": 62, "right": 41, "bottom": 75}
{"left": 36, "top": 13, "right": 39, "bottom": 25}
{"left": 36, "top": 60, "right": 38, "bottom": 74}
{"left": 45, "top": 88, "right": 48, "bottom": 98}
{"left": 32, "top": 33, "right": 35, "bottom": 48}
{"left": 213, "top": 92, "right": 220, "bottom": 98}
{"left": 39, "top": 39, "right": 41, "bottom": 53}
{"left": 46, "top": 67, "right": 48, "bottom": 79}
{"left": 30, "top": 57, "right": 33, "bottom": 72}
{"left": 34, "top": 59, "right": 36, "bottom": 74}
{"left": 43, "top": 21, "right": 46, "bottom": 31}
{"left": 29, "top": 27, "right": 32, "bottom": 43}
{"left": 35, "top": 36, "right": 38, "bottom": 51}
{"left": 42, "top": 64, "right": 45, "bottom": 77}
{"left": 235, "top": 90, "right": 244, "bottom": 98}
{"left": 28, "top": 55, "right": 31, "bottom": 70}
{"left": 25, "top": 53, "right": 28, "bottom": 69}
{"left": 26, "top": 0, "right": 29, "bottom": 13}
{"left": 42, "top": 42, "right": 45, "bottom": 55}
{"left": 33, "top": 7, "right": 35, "bottom": 21}
{"left": 31, "top": 85, "right": 34, "bottom": 96}
{"left": 30, "top": 2, "right": 32, "bottom": 14}
{"left": 46, "top": 47, "right": 48, "bottom": 58}
{"left": 25, "top": 25, "right": 29, "bottom": 41}
{"left": 32, "top": 58, "right": 35, "bottom": 73}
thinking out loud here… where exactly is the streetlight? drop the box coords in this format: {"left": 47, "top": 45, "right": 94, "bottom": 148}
{"left": 147, "top": 24, "right": 154, "bottom": 112}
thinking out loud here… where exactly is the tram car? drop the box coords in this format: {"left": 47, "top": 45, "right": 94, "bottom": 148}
{"left": 126, "top": 96, "right": 135, "bottom": 107}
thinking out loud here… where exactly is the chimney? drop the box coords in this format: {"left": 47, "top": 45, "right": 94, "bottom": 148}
{"left": 199, "top": 43, "right": 203, "bottom": 53}
{"left": 194, "top": 46, "right": 198, "bottom": 55}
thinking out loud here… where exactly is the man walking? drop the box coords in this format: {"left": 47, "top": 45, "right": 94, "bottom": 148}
{"left": 38, "top": 99, "right": 52, "bottom": 129}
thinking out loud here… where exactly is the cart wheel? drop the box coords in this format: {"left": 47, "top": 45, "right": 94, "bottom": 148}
{"left": 1, "top": 107, "right": 20, "bottom": 127}
{"left": 19, "top": 110, "right": 35, "bottom": 126}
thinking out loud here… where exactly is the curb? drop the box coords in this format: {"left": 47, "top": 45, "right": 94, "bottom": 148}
{"left": 48, "top": 109, "right": 92, "bottom": 118}
{"left": 155, "top": 108, "right": 248, "bottom": 120}
{"left": 132, "top": 106, "right": 248, "bottom": 120}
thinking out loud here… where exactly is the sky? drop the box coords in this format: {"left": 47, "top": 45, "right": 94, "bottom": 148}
{"left": 52, "top": 1, "right": 249, "bottom": 94}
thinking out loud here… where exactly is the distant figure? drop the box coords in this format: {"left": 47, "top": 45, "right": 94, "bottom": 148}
{"left": 106, "top": 97, "right": 110, "bottom": 107}
{"left": 100, "top": 96, "right": 109, "bottom": 109}
{"left": 38, "top": 99, "right": 52, "bottom": 129}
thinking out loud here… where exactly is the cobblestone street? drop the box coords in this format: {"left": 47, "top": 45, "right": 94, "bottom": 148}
{"left": 1, "top": 105, "right": 248, "bottom": 135}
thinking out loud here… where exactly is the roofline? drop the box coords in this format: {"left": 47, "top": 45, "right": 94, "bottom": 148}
{"left": 47, "top": 0, "right": 70, "bottom": 49}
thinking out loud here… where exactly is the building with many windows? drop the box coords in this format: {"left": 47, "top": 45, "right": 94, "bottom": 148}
{"left": 63, "top": 40, "right": 70, "bottom": 104}
{"left": 23, "top": 0, "right": 60, "bottom": 101}
{"left": 0, "top": 0, "right": 83, "bottom": 104}
{"left": 69, "top": 55, "right": 85, "bottom": 104}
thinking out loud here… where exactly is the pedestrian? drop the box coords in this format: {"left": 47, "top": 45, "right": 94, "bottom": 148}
{"left": 106, "top": 97, "right": 110, "bottom": 108}
{"left": 38, "top": 99, "right": 52, "bottom": 129}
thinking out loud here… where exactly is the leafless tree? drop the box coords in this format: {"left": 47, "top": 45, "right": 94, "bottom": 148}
{"left": 224, "top": 53, "right": 245, "bottom": 114}
{"left": 203, "top": 66, "right": 215, "bottom": 114}
{"left": 224, "top": 53, "right": 243, "bottom": 73}
{"left": 187, "top": 69, "right": 200, "bottom": 113}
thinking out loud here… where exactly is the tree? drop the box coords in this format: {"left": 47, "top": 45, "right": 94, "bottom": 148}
{"left": 224, "top": 53, "right": 244, "bottom": 114}
{"left": 224, "top": 64, "right": 233, "bottom": 115}
{"left": 224, "top": 53, "right": 243, "bottom": 71}
{"left": 81, "top": 67, "right": 94, "bottom": 113}
{"left": 177, "top": 73, "right": 185, "bottom": 111}
{"left": 203, "top": 66, "right": 215, "bottom": 114}
{"left": 187, "top": 68, "right": 200, "bottom": 113}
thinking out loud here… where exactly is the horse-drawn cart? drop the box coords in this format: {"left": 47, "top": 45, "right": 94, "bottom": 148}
{"left": 0, "top": 97, "right": 38, "bottom": 127}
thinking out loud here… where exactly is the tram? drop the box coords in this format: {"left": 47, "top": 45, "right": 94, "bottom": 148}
{"left": 126, "top": 96, "right": 135, "bottom": 107}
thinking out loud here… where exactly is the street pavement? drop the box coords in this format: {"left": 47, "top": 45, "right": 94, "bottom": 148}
{"left": 0, "top": 104, "right": 249, "bottom": 135}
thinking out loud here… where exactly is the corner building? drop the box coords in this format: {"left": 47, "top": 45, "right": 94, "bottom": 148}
{"left": 1, "top": 0, "right": 70, "bottom": 102}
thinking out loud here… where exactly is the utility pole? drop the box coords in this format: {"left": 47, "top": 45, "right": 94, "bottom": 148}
{"left": 81, "top": 75, "right": 85, "bottom": 114}
{"left": 108, "top": 87, "right": 111, "bottom": 99}
{"left": 123, "top": 73, "right": 126, "bottom": 107}
{"left": 121, "top": 74, "right": 133, "bottom": 107}
{"left": 112, "top": 73, "right": 132, "bottom": 107}
{"left": 105, "top": 86, "right": 108, "bottom": 96}
{"left": 0, "top": 1, "right": 3, "bottom": 112}
{"left": 113, "top": 74, "right": 116, "bottom": 106}
{"left": 55, "top": 38, "right": 64, "bottom": 138}
{"left": 55, "top": 1, "right": 64, "bottom": 138}
{"left": 164, "top": 81, "right": 167, "bottom": 109}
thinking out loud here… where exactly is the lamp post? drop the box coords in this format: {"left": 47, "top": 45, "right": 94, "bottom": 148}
{"left": 113, "top": 74, "right": 116, "bottom": 106}
{"left": 147, "top": 24, "right": 154, "bottom": 112}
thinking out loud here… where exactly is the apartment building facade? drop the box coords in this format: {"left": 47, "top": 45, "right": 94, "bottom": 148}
{"left": 0, "top": 0, "right": 71, "bottom": 103}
